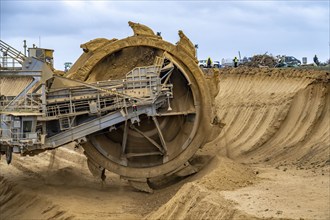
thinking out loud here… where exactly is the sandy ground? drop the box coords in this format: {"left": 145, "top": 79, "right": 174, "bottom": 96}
{"left": 0, "top": 146, "right": 177, "bottom": 220}
{"left": 1, "top": 67, "right": 329, "bottom": 220}
{"left": 222, "top": 165, "right": 330, "bottom": 219}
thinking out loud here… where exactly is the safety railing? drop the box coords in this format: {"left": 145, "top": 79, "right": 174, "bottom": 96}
{"left": 45, "top": 91, "right": 128, "bottom": 118}
{"left": 0, "top": 94, "right": 42, "bottom": 112}
{"left": 0, "top": 128, "right": 40, "bottom": 143}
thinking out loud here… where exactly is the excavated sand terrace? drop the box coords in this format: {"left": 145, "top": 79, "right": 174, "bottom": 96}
{"left": 1, "top": 67, "right": 329, "bottom": 220}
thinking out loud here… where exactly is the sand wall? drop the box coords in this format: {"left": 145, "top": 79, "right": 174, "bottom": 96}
{"left": 213, "top": 68, "right": 329, "bottom": 168}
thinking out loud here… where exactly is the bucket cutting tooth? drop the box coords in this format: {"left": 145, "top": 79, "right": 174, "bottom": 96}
{"left": 126, "top": 178, "right": 153, "bottom": 193}
{"left": 86, "top": 157, "right": 106, "bottom": 181}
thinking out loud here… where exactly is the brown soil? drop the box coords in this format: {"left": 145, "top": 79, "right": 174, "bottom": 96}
{"left": 243, "top": 54, "right": 277, "bottom": 67}
{"left": 85, "top": 46, "right": 162, "bottom": 82}
{"left": 1, "top": 67, "right": 329, "bottom": 220}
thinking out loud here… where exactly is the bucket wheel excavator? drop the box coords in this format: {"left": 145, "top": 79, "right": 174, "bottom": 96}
{"left": 0, "top": 22, "right": 222, "bottom": 192}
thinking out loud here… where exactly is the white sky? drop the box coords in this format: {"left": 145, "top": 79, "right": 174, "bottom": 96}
{"left": 1, "top": 0, "right": 329, "bottom": 70}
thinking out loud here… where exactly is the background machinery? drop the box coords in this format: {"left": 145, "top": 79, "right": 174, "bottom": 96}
{"left": 0, "top": 22, "right": 221, "bottom": 192}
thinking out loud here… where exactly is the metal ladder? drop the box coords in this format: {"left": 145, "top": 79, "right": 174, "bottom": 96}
{"left": 59, "top": 117, "right": 71, "bottom": 130}
{"left": 0, "top": 40, "right": 27, "bottom": 64}
{"left": 153, "top": 56, "right": 165, "bottom": 75}
{"left": 154, "top": 56, "right": 165, "bottom": 67}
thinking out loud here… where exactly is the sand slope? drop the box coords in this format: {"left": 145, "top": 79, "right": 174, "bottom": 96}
{"left": 0, "top": 176, "right": 74, "bottom": 220}
{"left": 214, "top": 68, "right": 329, "bottom": 168}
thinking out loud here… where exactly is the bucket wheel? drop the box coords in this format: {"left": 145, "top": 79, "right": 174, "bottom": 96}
{"left": 67, "top": 22, "right": 219, "bottom": 192}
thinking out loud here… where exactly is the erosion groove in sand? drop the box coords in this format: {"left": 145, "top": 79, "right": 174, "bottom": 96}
{"left": 213, "top": 69, "right": 329, "bottom": 168}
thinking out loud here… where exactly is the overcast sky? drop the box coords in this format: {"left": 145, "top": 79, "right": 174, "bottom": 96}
{"left": 1, "top": 0, "right": 329, "bottom": 70}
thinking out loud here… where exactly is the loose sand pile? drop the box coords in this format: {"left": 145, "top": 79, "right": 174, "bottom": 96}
{"left": 243, "top": 55, "right": 277, "bottom": 67}
{"left": 145, "top": 156, "right": 258, "bottom": 219}
{"left": 1, "top": 67, "right": 329, "bottom": 220}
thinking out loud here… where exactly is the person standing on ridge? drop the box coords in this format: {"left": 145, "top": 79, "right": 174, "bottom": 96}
{"left": 233, "top": 56, "right": 238, "bottom": 67}
{"left": 313, "top": 55, "right": 320, "bottom": 66}
{"left": 207, "top": 57, "right": 212, "bottom": 68}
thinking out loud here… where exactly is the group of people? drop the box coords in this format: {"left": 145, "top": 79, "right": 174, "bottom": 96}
{"left": 206, "top": 57, "right": 239, "bottom": 68}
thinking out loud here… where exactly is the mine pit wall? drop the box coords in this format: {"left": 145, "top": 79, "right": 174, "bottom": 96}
{"left": 1, "top": 67, "right": 329, "bottom": 220}
{"left": 213, "top": 67, "right": 329, "bottom": 168}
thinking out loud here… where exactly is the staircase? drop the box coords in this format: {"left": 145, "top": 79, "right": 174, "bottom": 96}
{"left": 0, "top": 40, "right": 27, "bottom": 64}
